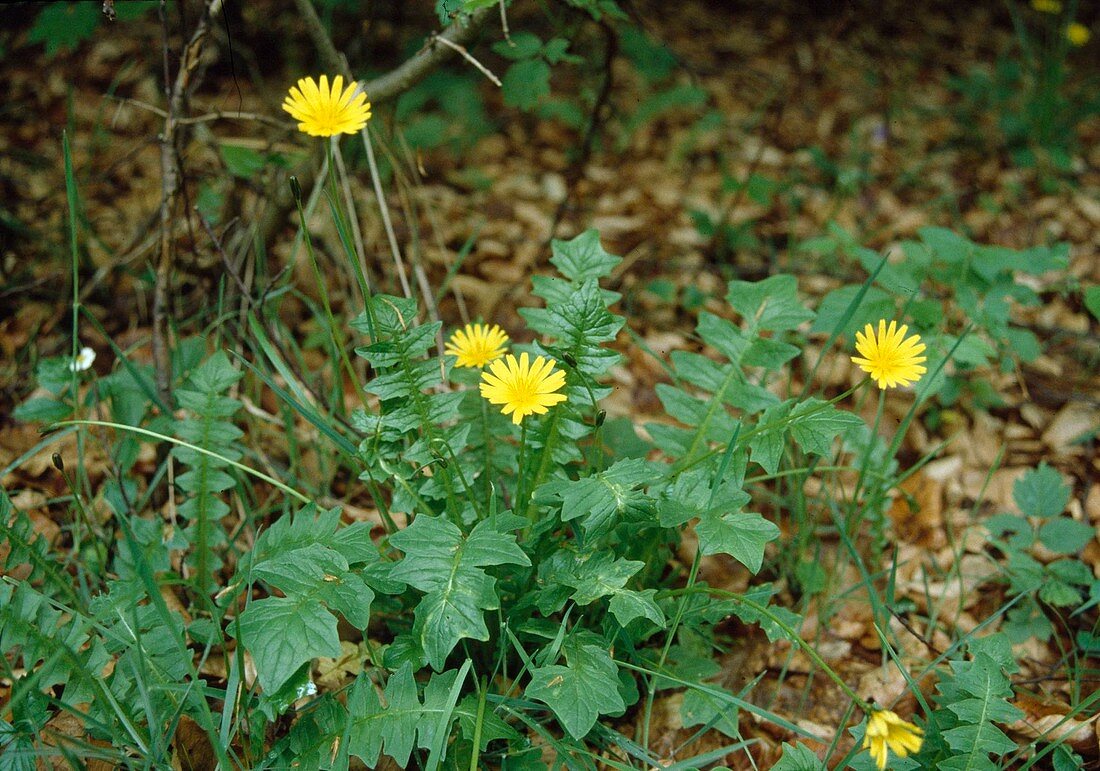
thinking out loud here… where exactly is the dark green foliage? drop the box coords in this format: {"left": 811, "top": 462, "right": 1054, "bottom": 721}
{"left": 172, "top": 351, "right": 243, "bottom": 596}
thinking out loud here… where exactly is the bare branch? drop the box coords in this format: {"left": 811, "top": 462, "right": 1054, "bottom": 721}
{"left": 290, "top": 0, "right": 495, "bottom": 103}
{"left": 153, "top": 0, "right": 224, "bottom": 408}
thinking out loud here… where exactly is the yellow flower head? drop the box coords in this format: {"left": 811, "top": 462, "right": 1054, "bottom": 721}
{"left": 851, "top": 320, "right": 927, "bottom": 390}
{"left": 1067, "top": 22, "right": 1091, "bottom": 46}
{"left": 282, "top": 75, "right": 372, "bottom": 137}
{"left": 479, "top": 352, "right": 567, "bottom": 424}
{"left": 1031, "top": 0, "right": 1062, "bottom": 13}
{"left": 445, "top": 323, "right": 509, "bottom": 368}
{"left": 863, "top": 710, "right": 923, "bottom": 770}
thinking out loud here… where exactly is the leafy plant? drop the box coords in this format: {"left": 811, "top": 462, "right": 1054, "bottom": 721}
{"left": 986, "top": 463, "right": 1097, "bottom": 644}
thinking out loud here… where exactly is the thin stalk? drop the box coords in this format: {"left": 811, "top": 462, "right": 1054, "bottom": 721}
{"left": 292, "top": 161, "right": 363, "bottom": 403}
{"left": 358, "top": 125, "right": 413, "bottom": 299}
{"left": 52, "top": 420, "right": 310, "bottom": 503}
{"left": 480, "top": 396, "right": 493, "bottom": 505}
{"left": 330, "top": 138, "right": 373, "bottom": 302}
{"left": 847, "top": 386, "right": 886, "bottom": 534}
{"left": 662, "top": 586, "right": 873, "bottom": 712}
{"left": 62, "top": 132, "right": 90, "bottom": 504}
{"left": 517, "top": 422, "right": 529, "bottom": 521}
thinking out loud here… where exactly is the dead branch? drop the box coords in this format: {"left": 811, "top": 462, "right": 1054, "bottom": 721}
{"left": 290, "top": 0, "right": 495, "bottom": 104}
{"left": 153, "top": 0, "right": 224, "bottom": 409}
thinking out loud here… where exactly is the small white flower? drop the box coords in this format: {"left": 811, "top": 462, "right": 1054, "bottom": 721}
{"left": 70, "top": 347, "right": 96, "bottom": 372}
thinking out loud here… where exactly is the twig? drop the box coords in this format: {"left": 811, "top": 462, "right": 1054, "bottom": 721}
{"left": 153, "top": 0, "right": 225, "bottom": 410}
{"left": 290, "top": 0, "right": 495, "bottom": 104}
{"left": 499, "top": 0, "right": 513, "bottom": 45}
{"left": 430, "top": 33, "right": 502, "bottom": 87}
{"left": 547, "top": 19, "right": 618, "bottom": 243}
{"left": 112, "top": 96, "right": 291, "bottom": 128}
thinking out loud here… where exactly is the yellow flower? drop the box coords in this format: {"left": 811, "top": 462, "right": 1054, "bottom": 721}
{"left": 1067, "top": 22, "right": 1091, "bottom": 46}
{"left": 445, "top": 323, "right": 510, "bottom": 368}
{"left": 851, "top": 320, "right": 927, "bottom": 390}
{"left": 479, "top": 352, "right": 567, "bottom": 424}
{"left": 863, "top": 710, "right": 923, "bottom": 770}
{"left": 282, "top": 75, "right": 372, "bottom": 137}
{"left": 1031, "top": 0, "right": 1062, "bottom": 13}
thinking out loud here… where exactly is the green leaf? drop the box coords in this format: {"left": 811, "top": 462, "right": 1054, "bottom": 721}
{"left": 680, "top": 685, "right": 739, "bottom": 739}
{"left": 554, "top": 551, "right": 642, "bottom": 605}
{"left": 389, "top": 515, "right": 529, "bottom": 669}
{"left": 549, "top": 229, "right": 622, "bottom": 283}
{"left": 623, "top": 84, "right": 708, "bottom": 136}
{"left": 218, "top": 144, "right": 263, "bottom": 179}
{"left": 238, "top": 597, "right": 341, "bottom": 693}
{"left": 787, "top": 398, "right": 863, "bottom": 458}
{"left": 347, "top": 663, "right": 463, "bottom": 768}
{"left": 1013, "top": 463, "right": 1069, "bottom": 518}
{"left": 742, "top": 337, "right": 801, "bottom": 369}
{"left": 1085, "top": 286, "right": 1100, "bottom": 322}
{"left": 937, "top": 649, "right": 1023, "bottom": 767}
{"left": 747, "top": 402, "right": 792, "bottom": 475}
{"left": 773, "top": 742, "right": 825, "bottom": 770}
{"left": 526, "top": 639, "right": 626, "bottom": 739}
{"left": 1039, "top": 580, "right": 1082, "bottom": 607}
{"left": 12, "top": 397, "right": 71, "bottom": 424}
{"left": 725, "top": 275, "right": 815, "bottom": 332}
{"left": 492, "top": 31, "right": 543, "bottom": 60}
{"left": 502, "top": 59, "right": 551, "bottom": 110}
{"left": 619, "top": 27, "right": 677, "bottom": 81}
{"left": 537, "top": 458, "right": 656, "bottom": 537}
{"left": 731, "top": 583, "right": 803, "bottom": 643}
{"left": 811, "top": 285, "right": 895, "bottom": 338}
{"left": 28, "top": 3, "right": 100, "bottom": 55}
{"left": 696, "top": 511, "right": 778, "bottom": 573}
{"left": 1038, "top": 518, "right": 1095, "bottom": 554}
{"left": 608, "top": 589, "right": 665, "bottom": 627}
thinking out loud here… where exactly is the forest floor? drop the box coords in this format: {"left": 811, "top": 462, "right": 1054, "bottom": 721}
{"left": 2, "top": 0, "right": 1099, "bottom": 766}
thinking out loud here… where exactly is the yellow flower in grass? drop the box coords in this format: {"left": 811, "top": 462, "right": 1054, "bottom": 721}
{"left": 851, "top": 320, "right": 927, "bottom": 390}
{"left": 282, "top": 75, "right": 371, "bottom": 137}
{"left": 445, "top": 323, "right": 509, "bottom": 368}
{"left": 863, "top": 710, "right": 923, "bottom": 770}
{"left": 1031, "top": 0, "right": 1062, "bottom": 13}
{"left": 1067, "top": 22, "right": 1091, "bottom": 46}
{"left": 480, "top": 352, "right": 567, "bottom": 424}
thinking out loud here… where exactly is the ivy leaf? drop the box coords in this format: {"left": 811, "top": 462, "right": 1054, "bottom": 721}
{"left": 549, "top": 229, "right": 622, "bottom": 283}
{"left": 536, "top": 458, "right": 656, "bottom": 537}
{"left": 552, "top": 551, "right": 643, "bottom": 605}
{"left": 237, "top": 597, "right": 340, "bottom": 693}
{"left": 773, "top": 742, "right": 826, "bottom": 770}
{"left": 526, "top": 639, "right": 625, "bottom": 739}
{"left": 787, "top": 398, "right": 863, "bottom": 458}
{"left": 389, "top": 515, "right": 529, "bottom": 669}
{"left": 725, "top": 275, "right": 815, "bottom": 332}
{"left": 608, "top": 589, "right": 665, "bottom": 628}
{"left": 696, "top": 511, "right": 779, "bottom": 573}
{"left": 347, "top": 663, "right": 462, "bottom": 768}
{"left": 1013, "top": 463, "right": 1069, "bottom": 518}
{"left": 731, "top": 583, "right": 802, "bottom": 643}
{"left": 747, "top": 402, "right": 792, "bottom": 475}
